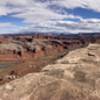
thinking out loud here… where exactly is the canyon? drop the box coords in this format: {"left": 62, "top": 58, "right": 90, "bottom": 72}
{"left": 0, "top": 33, "right": 100, "bottom": 100}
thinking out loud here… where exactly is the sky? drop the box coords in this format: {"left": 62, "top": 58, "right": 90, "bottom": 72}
{"left": 0, "top": 0, "right": 100, "bottom": 34}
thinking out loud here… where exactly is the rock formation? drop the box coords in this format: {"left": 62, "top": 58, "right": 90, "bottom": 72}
{"left": 0, "top": 43, "right": 100, "bottom": 100}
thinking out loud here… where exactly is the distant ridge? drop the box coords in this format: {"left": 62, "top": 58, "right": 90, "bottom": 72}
{"left": 0, "top": 32, "right": 100, "bottom": 37}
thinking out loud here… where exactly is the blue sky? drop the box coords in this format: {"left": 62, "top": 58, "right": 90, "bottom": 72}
{"left": 0, "top": 0, "right": 100, "bottom": 34}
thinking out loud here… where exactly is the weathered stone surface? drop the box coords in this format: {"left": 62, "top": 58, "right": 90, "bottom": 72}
{"left": 0, "top": 43, "right": 100, "bottom": 100}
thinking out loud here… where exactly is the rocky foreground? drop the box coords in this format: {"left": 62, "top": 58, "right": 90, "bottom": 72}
{"left": 0, "top": 43, "right": 100, "bottom": 100}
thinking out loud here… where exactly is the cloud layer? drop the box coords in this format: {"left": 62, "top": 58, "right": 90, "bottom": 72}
{"left": 0, "top": 0, "right": 100, "bottom": 34}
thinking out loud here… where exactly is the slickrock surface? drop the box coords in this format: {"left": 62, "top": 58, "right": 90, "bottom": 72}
{"left": 0, "top": 43, "right": 100, "bottom": 100}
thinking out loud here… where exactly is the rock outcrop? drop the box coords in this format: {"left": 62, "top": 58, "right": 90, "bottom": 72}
{"left": 0, "top": 43, "right": 100, "bottom": 100}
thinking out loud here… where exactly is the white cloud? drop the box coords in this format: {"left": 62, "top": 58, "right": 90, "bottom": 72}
{"left": 0, "top": 0, "right": 100, "bottom": 34}
{"left": 45, "top": 0, "right": 100, "bottom": 12}
{"left": 0, "top": 22, "right": 24, "bottom": 34}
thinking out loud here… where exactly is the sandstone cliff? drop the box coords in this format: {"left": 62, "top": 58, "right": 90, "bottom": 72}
{"left": 0, "top": 43, "right": 100, "bottom": 100}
